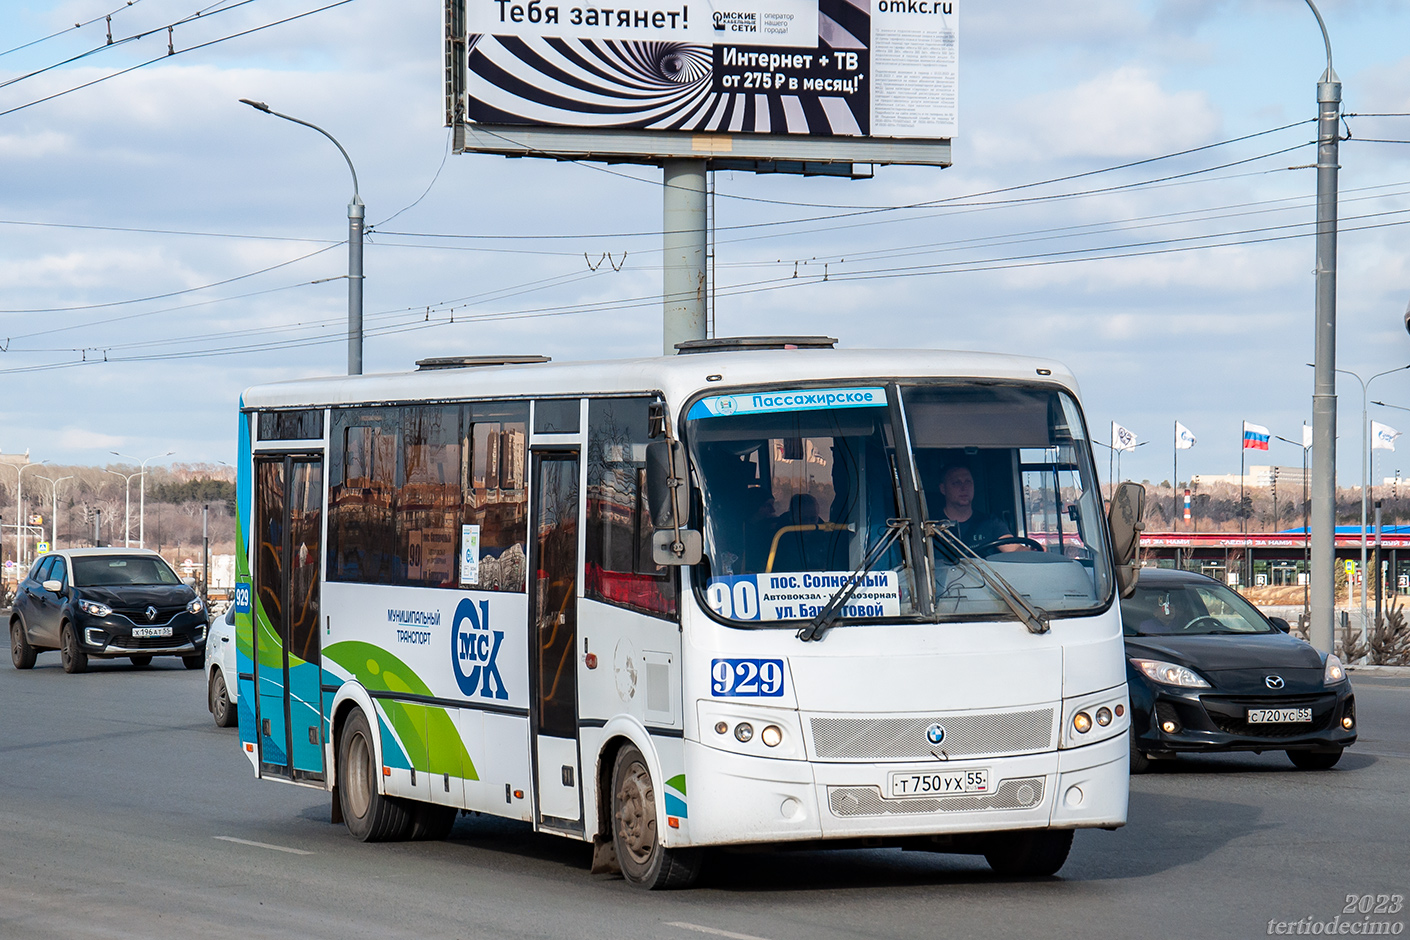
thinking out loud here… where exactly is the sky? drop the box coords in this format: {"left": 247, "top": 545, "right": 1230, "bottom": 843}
{"left": 1, "top": 0, "right": 1409, "bottom": 488}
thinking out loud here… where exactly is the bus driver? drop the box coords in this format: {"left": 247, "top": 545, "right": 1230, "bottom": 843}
{"left": 936, "top": 465, "right": 1025, "bottom": 553}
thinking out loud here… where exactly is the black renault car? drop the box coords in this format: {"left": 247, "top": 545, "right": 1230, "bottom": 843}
{"left": 1122, "top": 568, "right": 1356, "bottom": 771}
{"left": 9, "top": 548, "right": 207, "bottom": 673}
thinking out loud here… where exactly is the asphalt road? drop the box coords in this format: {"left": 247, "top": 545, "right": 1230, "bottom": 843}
{"left": 1, "top": 652, "right": 1406, "bottom": 940}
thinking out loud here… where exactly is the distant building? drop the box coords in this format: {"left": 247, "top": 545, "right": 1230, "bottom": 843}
{"left": 1190, "top": 465, "right": 1308, "bottom": 489}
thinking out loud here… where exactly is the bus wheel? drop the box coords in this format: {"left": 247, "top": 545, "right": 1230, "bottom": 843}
{"left": 610, "top": 744, "right": 703, "bottom": 889}
{"left": 337, "top": 709, "right": 412, "bottom": 842}
{"left": 983, "top": 829, "right": 1073, "bottom": 878}
{"left": 60, "top": 622, "right": 88, "bottom": 674}
{"left": 408, "top": 803, "right": 458, "bottom": 841}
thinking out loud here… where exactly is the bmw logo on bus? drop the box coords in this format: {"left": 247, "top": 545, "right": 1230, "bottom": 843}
{"left": 926, "top": 723, "right": 946, "bottom": 746}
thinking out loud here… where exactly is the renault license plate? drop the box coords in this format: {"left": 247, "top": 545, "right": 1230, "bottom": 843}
{"left": 1247, "top": 707, "right": 1312, "bottom": 723}
{"left": 888, "top": 768, "right": 990, "bottom": 799}
{"left": 130, "top": 627, "right": 172, "bottom": 639}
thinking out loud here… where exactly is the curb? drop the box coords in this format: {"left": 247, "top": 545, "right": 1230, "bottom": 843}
{"left": 1347, "top": 664, "right": 1410, "bottom": 677}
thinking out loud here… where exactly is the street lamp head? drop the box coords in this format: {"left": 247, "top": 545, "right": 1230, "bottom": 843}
{"left": 240, "top": 98, "right": 271, "bottom": 113}
{"left": 1403, "top": 297, "right": 1410, "bottom": 337}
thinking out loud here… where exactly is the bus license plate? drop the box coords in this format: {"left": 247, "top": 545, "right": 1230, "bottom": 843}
{"left": 1247, "top": 707, "right": 1312, "bottom": 724}
{"left": 888, "top": 768, "right": 990, "bottom": 799}
{"left": 130, "top": 627, "right": 172, "bottom": 638}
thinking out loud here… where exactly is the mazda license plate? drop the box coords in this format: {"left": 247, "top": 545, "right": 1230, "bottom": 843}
{"left": 887, "top": 768, "right": 990, "bottom": 799}
{"left": 130, "top": 627, "right": 172, "bottom": 639}
{"left": 1247, "top": 707, "right": 1312, "bottom": 724}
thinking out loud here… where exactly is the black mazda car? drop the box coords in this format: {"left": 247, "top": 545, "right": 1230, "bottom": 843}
{"left": 10, "top": 548, "right": 207, "bottom": 673}
{"left": 1122, "top": 568, "right": 1356, "bottom": 771}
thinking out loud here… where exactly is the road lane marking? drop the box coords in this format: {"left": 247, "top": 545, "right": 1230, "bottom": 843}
{"left": 214, "top": 836, "right": 314, "bottom": 855}
{"left": 666, "top": 922, "right": 774, "bottom": 940}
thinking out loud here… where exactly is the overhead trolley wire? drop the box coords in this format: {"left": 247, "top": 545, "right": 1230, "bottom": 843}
{"left": 0, "top": 0, "right": 360, "bottom": 120}
{"left": 0, "top": 0, "right": 155, "bottom": 59}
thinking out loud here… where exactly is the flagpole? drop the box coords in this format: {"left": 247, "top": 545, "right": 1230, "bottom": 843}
{"left": 1173, "top": 421, "right": 1179, "bottom": 532}
{"left": 1240, "top": 422, "right": 1247, "bottom": 538}
{"left": 1109, "top": 421, "right": 1115, "bottom": 498}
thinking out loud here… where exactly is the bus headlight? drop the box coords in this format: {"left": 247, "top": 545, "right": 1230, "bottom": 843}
{"left": 761, "top": 725, "right": 783, "bottom": 748}
{"left": 697, "top": 703, "right": 804, "bottom": 761}
{"left": 734, "top": 722, "right": 754, "bottom": 743}
{"left": 1061, "top": 687, "right": 1129, "bottom": 749}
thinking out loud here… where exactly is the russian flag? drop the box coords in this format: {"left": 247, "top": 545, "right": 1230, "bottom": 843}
{"left": 1243, "top": 421, "right": 1270, "bottom": 450}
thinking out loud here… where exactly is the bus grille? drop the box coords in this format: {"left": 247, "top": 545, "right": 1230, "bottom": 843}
{"left": 809, "top": 709, "right": 1054, "bottom": 761}
{"left": 828, "top": 778, "right": 1045, "bottom": 817}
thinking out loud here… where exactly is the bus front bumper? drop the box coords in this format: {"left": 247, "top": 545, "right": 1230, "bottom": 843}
{"left": 678, "top": 733, "right": 1127, "bottom": 846}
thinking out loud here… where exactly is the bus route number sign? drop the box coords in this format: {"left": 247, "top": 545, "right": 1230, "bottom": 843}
{"left": 711, "top": 658, "right": 785, "bottom": 697}
{"left": 234, "top": 583, "right": 251, "bottom": 615}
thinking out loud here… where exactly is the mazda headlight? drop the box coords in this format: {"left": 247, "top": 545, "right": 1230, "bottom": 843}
{"left": 1131, "top": 658, "right": 1211, "bottom": 689}
{"left": 1323, "top": 653, "right": 1346, "bottom": 685}
{"left": 187, "top": 597, "right": 205, "bottom": 615}
{"left": 78, "top": 599, "right": 113, "bottom": 618}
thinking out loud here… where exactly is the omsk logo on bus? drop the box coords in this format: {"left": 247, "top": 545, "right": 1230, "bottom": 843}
{"left": 926, "top": 723, "right": 946, "bottom": 745}
{"left": 711, "top": 658, "right": 785, "bottom": 697}
{"left": 452, "top": 598, "right": 508, "bottom": 700}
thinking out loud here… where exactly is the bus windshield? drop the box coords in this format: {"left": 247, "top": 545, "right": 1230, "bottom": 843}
{"left": 687, "top": 387, "right": 916, "bottom": 623}
{"left": 686, "top": 383, "right": 1112, "bottom": 627}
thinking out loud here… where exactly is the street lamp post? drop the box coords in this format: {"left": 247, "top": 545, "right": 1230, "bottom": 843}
{"left": 240, "top": 98, "right": 363, "bottom": 375}
{"left": 104, "top": 468, "right": 141, "bottom": 548}
{"left": 1304, "top": 0, "right": 1341, "bottom": 656}
{"left": 34, "top": 474, "right": 74, "bottom": 549}
{"left": 112, "top": 451, "right": 173, "bottom": 550}
{"left": 1327, "top": 366, "right": 1409, "bottom": 645}
{"left": 14, "top": 459, "right": 49, "bottom": 569}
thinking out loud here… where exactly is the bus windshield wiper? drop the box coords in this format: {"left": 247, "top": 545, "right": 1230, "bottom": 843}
{"left": 925, "top": 521, "right": 1049, "bottom": 635}
{"left": 796, "top": 518, "right": 910, "bottom": 643}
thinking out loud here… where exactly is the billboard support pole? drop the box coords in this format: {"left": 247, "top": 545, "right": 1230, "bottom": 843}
{"left": 662, "top": 159, "right": 708, "bottom": 355}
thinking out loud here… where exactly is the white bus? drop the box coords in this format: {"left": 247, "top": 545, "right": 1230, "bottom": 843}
{"left": 234, "top": 338, "right": 1143, "bottom": 888}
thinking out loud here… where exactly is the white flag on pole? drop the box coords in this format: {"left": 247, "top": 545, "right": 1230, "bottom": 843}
{"left": 1372, "top": 421, "right": 1400, "bottom": 451}
{"left": 1175, "top": 422, "right": 1197, "bottom": 450}
{"left": 1303, "top": 423, "right": 1313, "bottom": 449}
{"left": 1112, "top": 422, "right": 1137, "bottom": 452}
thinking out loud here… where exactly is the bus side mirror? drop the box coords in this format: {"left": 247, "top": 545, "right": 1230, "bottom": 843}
{"left": 1108, "top": 481, "right": 1146, "bottom": 599}
{"left": 645, "top": 440, "right": 701, "bottom": 565}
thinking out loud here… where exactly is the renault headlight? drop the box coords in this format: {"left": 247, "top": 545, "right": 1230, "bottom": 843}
{"left": 187, "top": 597, "right": 205, "bottom": 615}
{"left": 1323, "top": 653, "right": 1346, "bottom": 685}
{"left": 1131, "top": 658, "right": 1211, "bottom": 689}
{"left": 78, "top": 599, "right": 113, "bottom": 618}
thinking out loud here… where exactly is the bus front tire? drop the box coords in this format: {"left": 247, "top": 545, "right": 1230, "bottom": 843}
{"left": 60, "top": 622, "right": 88, "bottom": 674}
{"left": 11, "top": 620, "right": 37, "bottom": 670}
{"left": 983, "top": 829, "right": 1074, "bottom": 878}
{"left": 337, "top": 709, "right": 413, "bottom": 842}
{"left": 610, "top": 744, "right": 703, "bottom": 889}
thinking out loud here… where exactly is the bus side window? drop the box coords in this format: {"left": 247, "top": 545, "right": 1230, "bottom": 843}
{"left": 585, "top": 397, "right": 678, "bottom": 619}
{"left": 461, "top": 402, "right": 529, "bottom": 592}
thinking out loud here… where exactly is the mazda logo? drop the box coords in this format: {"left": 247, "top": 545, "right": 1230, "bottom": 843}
{"left": 1264, "top": 675, "right": 1285, "bottom": 690}
{"left": 145, "top": 605, "right": 158, "bottom": 622}
{"left": 925, "top": 723, "right": 946, "bottom": 745}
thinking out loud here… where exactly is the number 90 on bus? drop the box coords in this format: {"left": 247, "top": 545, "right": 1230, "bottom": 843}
{"left": 711, "top": 658, "right": 786, "bottom": 697}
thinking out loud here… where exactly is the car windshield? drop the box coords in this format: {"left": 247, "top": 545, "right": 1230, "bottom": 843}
{"left": 1120, "top": 580, "right": 1275, "bottom": 636}
{"left": 685, "top": 382, "right": 1112, "bottom": 626}
{"left": 72, "top": 555, "right": 181, "bottom": 587}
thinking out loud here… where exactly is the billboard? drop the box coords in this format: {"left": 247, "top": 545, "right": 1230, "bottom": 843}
{"left": 445, "top": 0, "right": 956, "bottom": 165}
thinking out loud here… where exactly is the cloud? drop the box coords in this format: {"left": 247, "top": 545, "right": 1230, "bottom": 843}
{"left": 59, "top": 427, "right": 125, "bottom": 450}
{"left": 976, "top": 67, "right": 1221, "bottom": 163}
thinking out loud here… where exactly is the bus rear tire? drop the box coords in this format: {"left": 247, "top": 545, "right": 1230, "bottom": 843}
{"left": 610, "top": 744, "right": 703, "bottom": 889}
{"left": 983, "top": 829, "right": 1074, "bottom": 878}
{"left": 337, "top": 709, "right": 413, "bottom": 842}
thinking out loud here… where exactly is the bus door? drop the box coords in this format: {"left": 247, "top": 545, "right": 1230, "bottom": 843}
{"left": 528, "top": 450, "right": 583, "bottom": 830}
{"left": 253, "top": 453, "right": 326, "bottom": 783}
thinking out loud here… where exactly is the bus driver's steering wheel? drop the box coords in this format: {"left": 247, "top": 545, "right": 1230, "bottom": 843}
{"left": 973, "top": 536, "right": 1044, "bottom": 556}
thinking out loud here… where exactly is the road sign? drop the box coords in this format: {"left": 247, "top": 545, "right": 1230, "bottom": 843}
{"left": 36, "top": 541, "right": 50, "bottom": 554}
{"left": 29, "top": 514, "right": 43, "bottom": 525}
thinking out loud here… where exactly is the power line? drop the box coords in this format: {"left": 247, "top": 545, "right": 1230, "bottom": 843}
{"left": 0, "top": 0, "right": 359, "bottom": 120}
{"left": 0, "top": 0, "right": 154, "bottom": 59}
